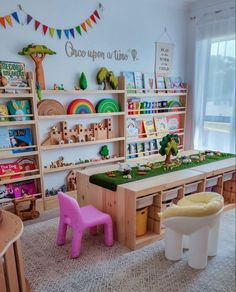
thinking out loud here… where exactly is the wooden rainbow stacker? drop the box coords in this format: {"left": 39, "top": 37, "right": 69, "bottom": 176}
{"left": 77, "top": 150, "right": 236, "bottom": 250}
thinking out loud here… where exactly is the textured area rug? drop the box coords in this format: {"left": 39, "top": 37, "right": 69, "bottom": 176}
{"left": 22, "top": 210, "right": 236, "bottom": 292}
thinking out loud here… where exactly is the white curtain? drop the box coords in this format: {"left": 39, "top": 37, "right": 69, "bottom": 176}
{"left": 193, "top": 7, "right": 236, "bottom": 153}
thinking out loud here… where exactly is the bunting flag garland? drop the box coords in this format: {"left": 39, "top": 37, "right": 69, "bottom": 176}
{"left": 19, "top": 3, "right": 104, "bottom": 40}
{"left": 0, "top": 11, "right": 20, "bottom": 29}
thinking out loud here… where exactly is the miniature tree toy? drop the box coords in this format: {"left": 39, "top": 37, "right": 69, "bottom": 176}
{"left": 100, "top": 145, "right": 109, "bottom": 159}
{"left": 159, "top": 134, "right": 179, "bottom": 167}
{"left": 18, "top": 44, "right": 56, "bottom": 89}
{"left": 79, "top": 72, "right": 88, "bottom": 90}
{"left": 97, "top": 67, "right": 109, "bottom": 89}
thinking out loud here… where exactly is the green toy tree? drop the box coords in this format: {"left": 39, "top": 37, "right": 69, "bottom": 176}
{"left": 159, "top": 134, "right": 179, "bottom": 166}
{"left": 96, "top": 67, "right": 118, "bottom": 90}
{"left": 18, "top": 44, "right": 56, "bottom": 90}
{"left": 100, "top": 145, "right": 109, "bottom": 159}
{"left": 79, "top": 72, "right": 87, "bottom": 90}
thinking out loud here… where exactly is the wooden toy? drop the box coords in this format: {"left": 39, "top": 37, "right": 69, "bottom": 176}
{"left": 159, "top": 134, "right": 179, "bottom": 167}
{"left": 96, "top": 99, "right": 120, "bottom": 113}
{"left": 66, "top": 171, "right": 77, "bottom": 191}
{"left": 18, "top": 44, "right": 56, "bottom": 90}
{"left": 100, "top": 145, "right": 109, "bottom": 159}
{"left": 96, "top": 67, "right": 118, "bottom": 90}
{"left": 37, "top": 99, "right": 66, "bottom": 116}
{"left": 79, "top": 72, "right": 88, "bottom": 90}
{"left": 42, "top": 119, "right": 113, "bottom": 146}
{"left": 67, "top": 99, "right": 96, "bottom": 114}
{"left": 13, "top": 195, "right": 40, "bottom": 221}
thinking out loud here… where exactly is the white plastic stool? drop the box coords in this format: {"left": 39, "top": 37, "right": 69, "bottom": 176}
{"left": 163, "top": 210, "right": 223, "bottom": 269}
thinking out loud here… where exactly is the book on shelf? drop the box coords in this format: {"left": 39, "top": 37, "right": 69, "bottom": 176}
{"left": 0, "top": 61, "right": 27, "bottom": 88}
{"left": 143, "top": 119, "right": 156, "bottom": 137}
{"left": 126, "top": 118, "right": 139, "bottom": 139}
{"left": 144, "top": 141, "right": 151, "bottom": 156}
{"left": 155, "top": 75, "right": 165, "bottom": 91}
{"left": 164, "top": 77, "right": 172, "bottom": 92}
{"left": 0, "top": 185, "right": 14, "bottom": 205}
{"left": 134, "top": 72, "right": 143, "bottom": 92}
{"left": 143, "top": 73, "right": 155, "bottom": 93}
{"left": 170, "top": 76, "right": 184, "bottom": 90}
{"left": 128, "top": 143, "right": 138, "bottom": 159}
{"left": 154, "top": 117, "right": 169, "bottom": 138}
{"left": 166, "top": 115, "right": 180, "bottom": 131}
{"left": 7, "top": 100, "right": 31, "bottom": 121}
{"left": 8, "top": 128, "right": 33, "bottom": 153}
{"left": 0, "top": 127, "right": 11, "bottom": 149}
{"left": 17, "top": 157, "right": 36, "bottom": 171}
{"left": 150, "top": 139, "right": 159, "bottom": 154}
{"left": 6, "top": 180, "right": 37, "bottom": 198}
{"left": 137, "top": 142, "right": 145, "bottom": 157}
{"left": 0, "top": 162, "right": 22, "bottom": 181}
{"left": 137, "top": 119, "right": 146, "bottom": 138}
{"left": 0, "top": 104, "right": 9, "bottom": 122}
{"left": 122, "top": 71, "right": 135, "bottom": 93}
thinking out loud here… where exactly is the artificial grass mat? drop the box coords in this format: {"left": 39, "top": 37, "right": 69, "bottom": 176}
{"left": 89, "top": 153, "right": 235, "bottom": 191}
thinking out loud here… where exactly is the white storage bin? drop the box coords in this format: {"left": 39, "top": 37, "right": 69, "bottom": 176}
{"left": 185, "top": 182, "right": 200, "bottom": 195}
{"left": 162, "top": 200, "right": 173, "bottom": 211}
{"left": 136, "top": 195, "right": 153, "bottom": 209}
{"left": 223, "top": 172, "right": 234, "bottom": 182}
{"left": 206, "top": 176, "right": 221, "bottom": 188}
{"left": 162, "top": 187, "right": 182, "bottom": 201}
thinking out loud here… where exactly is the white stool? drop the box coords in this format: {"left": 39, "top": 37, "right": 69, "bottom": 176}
{"left": 160, "top": 192, "right": 224, "bottom": 269}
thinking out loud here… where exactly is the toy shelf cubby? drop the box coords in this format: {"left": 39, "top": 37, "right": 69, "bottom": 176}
{"left": 37, "top": 76, "right": 126, "bottom": 210}
{"left": 125, "top": 84, "right": 188, "bottom": 161}
{"left": 0, "top": 72, "right": 44, "bottom": 213}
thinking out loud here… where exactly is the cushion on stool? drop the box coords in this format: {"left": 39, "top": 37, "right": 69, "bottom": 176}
{"left": 159, "top": 192, "right": 224, "bottom": 220}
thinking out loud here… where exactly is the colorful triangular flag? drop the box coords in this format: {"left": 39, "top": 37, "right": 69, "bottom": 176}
{"left": 35, "top": 20, "right": 40, "bottom": 30}
{"left": 94, "top": 10, "right": 100, "bottom": 20}
{"left": 27, "top": 15, "right": 33, "bottom": 24}
{"left": 0, "top": 17, "right": 6, "bottom": 28}
{"left": 81, "top": 22, "right": 87, "bottom": 32}
{"left": 11, "top": 12, "right": 20, "bottom": 23}
{"left": 5, "top": 15, "right": 12, "bottom": 26}
{"left": 64, "top": 29, "right": 70, "bottom": 39}
{"left": 49, "top": 27, "right": 55, "bottom": 38}
{"left": 90, "top": 14, "right": 97, "bottom": 24}
{"left": 57, "top": 29, "right": 62, "bottom": 39}
{"left": 86, "top": 18, "right": 92, "bottom": 28}
{"left": 42, "top": 25, "right": 48, "bottom": 35}
{"left": 69, "top": 28, "right": 75, "bottom": 38}
{"left": 75, "top": 25, "right": 81, "bottom": 35}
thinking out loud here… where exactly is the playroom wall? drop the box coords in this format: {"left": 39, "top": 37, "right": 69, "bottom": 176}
{"left": 1, "top": 0, "right": 189, "bottom": 190}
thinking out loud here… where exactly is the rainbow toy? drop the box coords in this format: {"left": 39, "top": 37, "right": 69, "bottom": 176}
{"left": 96, "top": 99, "right": 120, "bottom": 113}
{"left": 67, "top": 99, "right": 96, "bottom": 114}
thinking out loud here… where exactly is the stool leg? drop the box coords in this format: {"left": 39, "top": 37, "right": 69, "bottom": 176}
{"left": 188, "top": 227, "right": 209, "bottom": 269}
{"left": 104, "top": 217, "right": 113, "bottom": 246}
{"left": 90, "top": 226, "right": 97, "bottom": 236}
{"left": 208, "top": 216, "right": 221, "bottom": 256}
{"left": 57, "top": 220, "right": 67, "bottom": 246}
{"left": 165, "top": 228, "right": 183, "bottom": 261}
{"left": 71, "top": 230, "right": 83, "bottom": 258}
{"left": 183, "top": 235, "right": 189, "bottom": 249}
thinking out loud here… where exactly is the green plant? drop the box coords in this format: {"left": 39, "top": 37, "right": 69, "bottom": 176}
{"left": 100, "top": 145, "right": 109, "bottom": 158}
{"left": 79, "top": 72, "right": 87, "bottom": 90}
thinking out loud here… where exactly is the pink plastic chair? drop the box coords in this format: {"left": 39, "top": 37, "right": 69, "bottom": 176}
{"left": 57, "top": 192, "right": 113, "bottom": 258}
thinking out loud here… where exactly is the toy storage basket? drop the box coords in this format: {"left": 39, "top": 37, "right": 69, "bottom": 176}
{"left": 136, "top": 207, "right": 148, "bottom": 236}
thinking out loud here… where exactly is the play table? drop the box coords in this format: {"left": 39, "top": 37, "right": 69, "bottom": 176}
{"left": 77, "top": 150, "right": 236, "bottom": 250}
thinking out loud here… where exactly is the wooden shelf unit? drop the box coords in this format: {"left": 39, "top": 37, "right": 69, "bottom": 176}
{"left": 125, "top": 84, "right": 188, "bottom": 161}
{"left": 0, "top": 72, "right": 43, "bottom": 212}
{"left": 37, "top": 76, "right": 126, "bottom": 210}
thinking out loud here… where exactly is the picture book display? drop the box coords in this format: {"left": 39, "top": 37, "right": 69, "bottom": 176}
{"left": 9, "top": 128, "right": 33, "bottom": 153}
{"left": 0, "top": 127, "right": 11, "bottom": 149}
{"left": 143, "top": 73, "right": 155, "bottom": 92}
{"left": 166, "top": 115, "right": 180, "bottom": 131}
{"left": 155, "top": 76, "right": 165, "bottom": 90}
{"left": 164, "top": 77, "right": 172, "bottom": 91}
{"left": 170, "top": 76, "right": 184, "bottom": 89}
{"left": 134, "top": 72, "right": 143, "bottom": 91}
{"left": 126, "top": 118, "right": 139, "bottom": 139}
{"left": 7, "top": 100, "right": 31, "bottom": 121}
{"left": 122, "top": 71, "right": 135, "bottom": 93}
{"left": 154, "top": 117, "right": 168, "bottom": 138}
{"left": 4, "top": 180, "right": 37, "bottom": 198}
{"left": 143, "top": 119, "right": 156, "bottom": 137}
{"left": 0, "top": 162, "right": 22, "bottom": 181}
{"left": 0, "top": 61, "right": 26, "bottom": 87}
{"left": 0, "top": 104, "right": 9, "bottom": 121}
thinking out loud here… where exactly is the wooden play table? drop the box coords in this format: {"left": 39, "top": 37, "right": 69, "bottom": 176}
{"left": 77, "top": 151, "right": 236, "bottom": 250}
{"left": 0, "top": 210, "right": 30, "bottom": 292}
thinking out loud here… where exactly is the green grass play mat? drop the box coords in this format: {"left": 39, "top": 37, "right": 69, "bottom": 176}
{"left": 89, "top": 153, "right": 235, "bottom": 191}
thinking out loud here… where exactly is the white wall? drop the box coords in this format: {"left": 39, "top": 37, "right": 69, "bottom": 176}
{"left": 1, "top": 0, "right": 188, "bottom": 88}
{"left": 1, "top": 0, "right": 189, "bottom": 190}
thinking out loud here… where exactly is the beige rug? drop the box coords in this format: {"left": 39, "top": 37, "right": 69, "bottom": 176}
{"left": 22, "top": 210, "right": 236, "bottom": 292}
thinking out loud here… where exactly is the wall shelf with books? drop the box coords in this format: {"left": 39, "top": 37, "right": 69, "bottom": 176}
{"left": 0, "top": 67, "right": 43, "bottom": 210}
{"left": 123, "top": 71, "right": 188, "bottom": 161}
{"left": 37, "top": 76, "right": 126, "bottom": 210}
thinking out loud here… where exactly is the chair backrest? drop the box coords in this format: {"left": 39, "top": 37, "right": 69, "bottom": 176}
{"left": 57, "top": 192, "right": 83, "bottom": 227}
